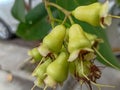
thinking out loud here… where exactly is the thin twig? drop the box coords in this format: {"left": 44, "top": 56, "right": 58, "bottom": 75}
{"left": 93, "top": 47, "right": 120, "bottom": 70}
{"left": 31, "top": 84, "right": 36, "bottom": 90}
{"left": 18, "top": 57, "right": 33, "bottom": 69}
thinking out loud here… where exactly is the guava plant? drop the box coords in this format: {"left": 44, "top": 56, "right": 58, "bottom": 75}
{"left": 12, "top": 0, "right": 120, "bottom": 90}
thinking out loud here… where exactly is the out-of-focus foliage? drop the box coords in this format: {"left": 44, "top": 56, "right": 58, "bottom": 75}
{"left": 116, "top": 0, "right": 120, "bottom": 5}
{"left": 11, "top": 0, "right": 26, "bottom": 22}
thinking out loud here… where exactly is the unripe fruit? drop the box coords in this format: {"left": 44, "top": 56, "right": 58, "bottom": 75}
{"left": 46, "top": 52, "right": 69, "bottom": 83}
{"left": 32, "top": 58, "right": 52, "bottom": 80}
{"left": 72, "top": 1, "right": 111, "bottom": 28}
{"left": 72, "top": 3, "right": 101, "bottom": 26}
{"left": 28, "top": 48, "right": 42, "bottom": 62}
{"left": 68, "top": 24, "right": 91, "bottom": 53}
{"left": 43, "top": 25, "right": 66, "bottom": 53}
{"left": 44, "top": 75, "right": 57, "bottom": 88}
{"left": 38, "top": 44, "right": 50, "bottom": 57}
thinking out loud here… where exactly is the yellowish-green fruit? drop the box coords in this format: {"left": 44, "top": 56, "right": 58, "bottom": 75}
{"left": 28, "top": 48, "right": 42, "bottom": 62}
{"left": 43, "top": 25, "right": 66, "bottom": 53}
{"left": 72, "top": 2, "right": 102, "bottom": 26}
{"left": 69, "top": 61, "right": 76, "bottom": 75}
{"left": 32, "top": 58, "right": 52, "bottom": 80}
{"left": 46, "top": 52, "right": 69, "bottom": 83}
{"left": 38, "top": 44, "right": 50, "bottom": 57}
{"left": 68, "top": 24, "right": 91, "bottom": 53}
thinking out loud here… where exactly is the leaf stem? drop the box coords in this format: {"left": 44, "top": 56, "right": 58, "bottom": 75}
{"left": 44, "top": 85, "right": 48, "bottom": 90}
{"left": 68, "top": 16, "right": 75, "bottom": 24}
{"left": 31, "top": 84, "right": 36, "bottom": 90}
{"left": 53, "top": 18, "right": 70, "bottom": 27}
{"left": 45, "top": 0, "right": 55, "bottom": 28}
{"left": 62, "top": 16, "right": 67, "bottom": 24}
{"left": 47, "top": 1, "right": 74, "bottom": 24}
{"left": 108, "top": 14, "right": 120, "bottom": 19}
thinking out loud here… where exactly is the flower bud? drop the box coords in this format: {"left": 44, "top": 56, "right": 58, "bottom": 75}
{"left": 28, "top": 48, "right": 42, "bottom": 62}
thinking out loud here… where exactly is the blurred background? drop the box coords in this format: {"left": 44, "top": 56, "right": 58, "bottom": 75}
{"left": 0, "top": 0, "right": 120, "bottom": 90}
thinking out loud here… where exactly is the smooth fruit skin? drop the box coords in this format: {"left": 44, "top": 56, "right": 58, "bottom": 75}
{"left": 68, "top": 24, "right": 91, "bottom": 53}
{"left": 46, "top": 52, "right": 69, "bottom": 82}
{"left": 43, "top": 25, "right": 66, "bottom": 53}
{"left": 72, "top": 3, "right": 101, "bottom": 26}
{"left": 28, "top": 48, "right": 42, "bottom": 62}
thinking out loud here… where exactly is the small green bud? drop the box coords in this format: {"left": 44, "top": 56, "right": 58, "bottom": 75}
{"left": 28, "top": 48, "right": 42, "bottom": 62}
{"left": 32, "top": 58, "right": 52, "bottom": 80}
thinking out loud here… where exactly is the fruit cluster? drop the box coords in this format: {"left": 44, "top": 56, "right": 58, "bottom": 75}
{"left": 28, "top": 1, "right": 116, "bottom": 90}
{"left": 29, "top": 23, "right": 102, "bottom": 89}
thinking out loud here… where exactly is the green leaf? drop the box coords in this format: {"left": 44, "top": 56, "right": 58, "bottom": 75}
{"left": 25, "top": 2, "right": 47, "bottom": 24}
{"left": 11, "top": 0, "right": 25, "bottom": 22}
{"left": 116, "top": 0, "right": 120, "bottom": 5}
{"left": 25, "top": 1, "right": 57, "bottom": 24}
{"left": 16, "top": 10, "right": 59, "bottom": 40}
{"left": 16, "top": 0, "right": 59, "bottom": 40}
{"left": 16, "top": 16, "right": 51, "bottom": 40}
{"left": 56, "top": 0, "right": 97, "bottom": 10}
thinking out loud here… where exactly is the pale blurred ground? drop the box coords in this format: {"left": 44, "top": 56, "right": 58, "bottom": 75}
{"left": 0, "top": 39, "right": 38, "bottom": 90}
